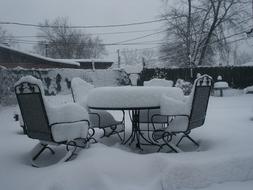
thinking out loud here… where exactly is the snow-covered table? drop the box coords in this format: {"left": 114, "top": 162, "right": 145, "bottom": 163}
{"left": 87, "top": 86, "right": 184, "bottom": 149}
{"left": 214, "top": 81, "right": 229, "bottom": 97}
{"left": 87, "top": 86, "right": 184, "bottom": 109}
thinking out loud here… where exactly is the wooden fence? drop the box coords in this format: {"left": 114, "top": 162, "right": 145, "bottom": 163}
{"left": 139, "top": 66, "right": 253, "bottom": 89}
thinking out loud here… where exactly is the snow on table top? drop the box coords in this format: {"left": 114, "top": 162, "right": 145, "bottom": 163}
{"left": 214, "top": 81, "right": 229, "bottom": 88}
{"left": 87, "top": 86, "right": 184, "bottom": 109}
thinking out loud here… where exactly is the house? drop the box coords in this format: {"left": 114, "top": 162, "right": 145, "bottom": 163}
{"left": 0, "top": 44, "right": 114, "bottom": 69}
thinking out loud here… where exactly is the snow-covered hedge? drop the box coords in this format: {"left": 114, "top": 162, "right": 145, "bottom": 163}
{"left": 175, "top": 79, "right": 193, "bottom": 95}
{"left": 0, "top": 68, "right": 130, "bottom": 105}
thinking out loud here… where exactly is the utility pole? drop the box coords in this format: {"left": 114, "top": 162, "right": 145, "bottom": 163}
{"left": 45, "top": 43, "right": 48, "bottom": 57}
{"left": 246, "top": 0, "right": 253, "bottom": 37}
{"left": 117, "top": 49, "right": 121, "bottom": 68}
{"left": 142, "top": 57, "right": 145, "bottom": 68}
{"left": 187, "top": 0, "right": 192, "bottom": 67}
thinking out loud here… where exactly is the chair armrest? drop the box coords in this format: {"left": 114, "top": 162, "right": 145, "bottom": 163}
{"left": 50, "top": 119, "right": 90, "bottom": 127}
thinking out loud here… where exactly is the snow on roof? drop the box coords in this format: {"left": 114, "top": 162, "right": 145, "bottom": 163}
{"left": 57, "top": 59, "right": 113, "bottom": 64}
{"left": 0, "top": 44, "right": 80, "bottom": 66}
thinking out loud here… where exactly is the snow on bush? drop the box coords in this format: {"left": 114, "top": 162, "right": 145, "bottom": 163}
{"left": 144, "top": 78, "right": 173, "bottom": 87}
{"left": 175, "top": 79, "right": 193, "bottom": 95}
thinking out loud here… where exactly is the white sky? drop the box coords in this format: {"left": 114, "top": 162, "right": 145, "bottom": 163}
{"left": 0, "top": 0, "right": 167, "bottom": 61}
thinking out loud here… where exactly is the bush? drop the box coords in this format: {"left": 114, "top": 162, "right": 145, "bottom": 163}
{"left": 175, "top": 79, "right": 193, "bottom": 95}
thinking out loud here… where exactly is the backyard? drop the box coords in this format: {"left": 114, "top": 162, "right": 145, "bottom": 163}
{"left": 0, "top": 91, "right": 253, "bottom": 190}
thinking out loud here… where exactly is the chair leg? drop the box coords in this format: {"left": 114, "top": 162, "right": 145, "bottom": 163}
{"left": 88, "top": 128, "right": 97, "bottom": 143}
{"left": 184, "top": 134, "right": 199, "bottom": 146}
{"left": 32, "top": 143, "right": 55, "bottom": 161}
{"left": 102, "top": 125, "right": 125, "bottom": 142}
{"left": 60, "top": 138, "right": 90, "bottom": 163}
{"left": 176, "top": 132, "right": 199, "bottom": 147}
{"left": 162, "top": 135, "right": 181, "bottom": 153}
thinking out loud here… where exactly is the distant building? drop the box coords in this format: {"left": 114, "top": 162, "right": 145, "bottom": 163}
{"left": 0, "top": 44, "right": 79, "bottom": 69}
{"left": 56, "top": 59, "right": 114, "bottom": 70}
{"left": 0, "top": 44, "right": 114, "bottom": 69}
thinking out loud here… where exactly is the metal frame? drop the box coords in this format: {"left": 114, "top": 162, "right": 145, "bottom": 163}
{"left": 88, "top": 106, "right": 162, "bottom": 151}
{"left": 150, "top": 75, "right": 213, "bottom": 151}
{"left": 15, "top": 81, "right": 91, "bottom": 167}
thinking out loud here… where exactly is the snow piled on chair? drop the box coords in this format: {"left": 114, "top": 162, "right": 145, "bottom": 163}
{"left": 15, "top": 75, "right": 90, "bottom": 142}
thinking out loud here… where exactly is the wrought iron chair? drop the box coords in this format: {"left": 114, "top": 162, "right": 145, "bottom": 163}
{"left": 151, "top": 75, "right": 212, "bottom": 152}
{"left": 137, "top": 78, "right": 179, "bottom": 144}
{"left": 15, "top": 76, "right": 90, "bottom": 167}
{"left": 71, "top": 77, "right": 125, "bottom": 142}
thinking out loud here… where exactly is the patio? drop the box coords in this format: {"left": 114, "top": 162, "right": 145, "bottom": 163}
{"left": 0, "top": 92, "right": 253, "bottom": 190}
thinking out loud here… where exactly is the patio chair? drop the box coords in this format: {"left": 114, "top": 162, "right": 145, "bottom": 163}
{"left": 151, "top": 74, "right": 212, "bottom": 152}
{"left": 71, "top": 77, "right": 125, "bottom": 141}
{"left": 137, "top": 78, "right": 178, "bottom": 144}
{"left": 15, "top": 76, "right": 90, "bottom": 167}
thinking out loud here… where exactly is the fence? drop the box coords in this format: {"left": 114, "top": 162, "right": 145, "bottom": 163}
{"left": 139, "top": 66, "right": 253, "bottom": 89}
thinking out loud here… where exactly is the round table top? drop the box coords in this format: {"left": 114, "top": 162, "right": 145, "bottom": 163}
{"left": 87, "top": 86, "right": 184, "bottom": 110}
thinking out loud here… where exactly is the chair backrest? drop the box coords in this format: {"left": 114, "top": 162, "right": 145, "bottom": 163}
{"left": 71, "top": 77, "right": 94, "bottom": 103}
{"left": 15, "top": 81, "right": 53, "bottom": 142}
{"left": 188, "top": 75, "right": 212, "bottom": 130}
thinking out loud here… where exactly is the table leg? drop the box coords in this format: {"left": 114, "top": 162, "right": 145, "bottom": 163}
{"left": 124, "top": 109, "right": 164, "bottom": 151}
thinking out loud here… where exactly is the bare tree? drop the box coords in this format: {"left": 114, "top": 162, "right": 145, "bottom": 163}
{"left": 160, "top": 0, "right": 251, "bottom": 67}
{"left": 0, "top": 26, "right": 16, "bottom": 47}
{"left": 34, "top": 17, "right": 106, "bottom": 59}
{"left": 121, "top": 48, "right": 157, "bottom": 66}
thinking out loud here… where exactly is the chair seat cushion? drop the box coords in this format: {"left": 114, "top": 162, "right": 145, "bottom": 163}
{"left": 139, "top": 109, "right": 169, "bottom": 123}
{"left": 166, "top": 116, "right": 189, "bottom": 133}
{"left": 46, "top": 103, "right": 90, "bottom": 142}
{"left": 46, "top": 102, "right": 89, "bottom": 125}
{"left": 51, "top": 121, "right": 89, "bottom": 142}
{"left": 152, "top": 116, "right": 189, "bottom": 140}
{"left": 89, "top": 110, "right": 122, "bottom": 128}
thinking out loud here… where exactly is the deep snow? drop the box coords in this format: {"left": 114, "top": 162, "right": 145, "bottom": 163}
{"left": 0, "top": 94, "right": 253, "bottom": 190}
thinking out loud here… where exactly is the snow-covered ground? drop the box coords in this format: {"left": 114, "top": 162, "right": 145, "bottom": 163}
{"left": 0, "top": 93, "right": 253, "bottom": 190}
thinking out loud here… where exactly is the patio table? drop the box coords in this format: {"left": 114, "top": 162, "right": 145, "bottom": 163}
{"left": 87, "top": 86, "right": 184, "bottom": 149}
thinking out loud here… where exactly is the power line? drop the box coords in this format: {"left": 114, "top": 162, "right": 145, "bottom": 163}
{"left": 6, "top": 29, "right": 163, "bottom": 39}
{"left": 8, "top": 26, "right": 250, "bottom": 47}
{"left": 110, "top": 30, "right": 167, "bottom": 45}
{"left": 0, "top": 18, "right": 166, "bottom": 29}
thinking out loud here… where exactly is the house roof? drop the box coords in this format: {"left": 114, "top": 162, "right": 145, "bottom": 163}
{"left": 0, "top": 44, "right": 80, "bottom": 66}
{"left": 56, "top": 59, "right": 113, "bottom": 64}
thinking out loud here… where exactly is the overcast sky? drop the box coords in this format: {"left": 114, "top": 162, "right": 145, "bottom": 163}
{"left": 0, "top": 0, "right": 167, "bottom": 61}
